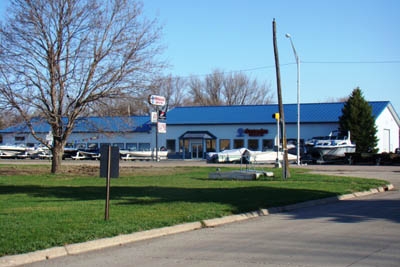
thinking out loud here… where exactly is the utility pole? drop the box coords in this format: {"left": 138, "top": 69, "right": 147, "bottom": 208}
{"left": 272, "top": 19, "right": 290, "bottom": 179}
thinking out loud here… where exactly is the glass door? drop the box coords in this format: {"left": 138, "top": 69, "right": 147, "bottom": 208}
{"left": 191, "top": 143, "right": 203, "bottom": 159}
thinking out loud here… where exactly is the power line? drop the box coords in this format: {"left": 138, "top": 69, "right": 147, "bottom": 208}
{"left": 301, "top": 60, "right": 400, "bottom": 64}
{"left": 166, "top": 60, "right": 400, "bottom": 79}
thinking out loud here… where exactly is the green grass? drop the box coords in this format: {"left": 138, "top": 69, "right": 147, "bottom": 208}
{"left": 0, "top": 164, "right": 388, "bottom": 256}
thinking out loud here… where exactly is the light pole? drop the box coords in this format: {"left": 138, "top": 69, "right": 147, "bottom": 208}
{"left": 285, "top": 33, "right": 301, "bottom": 165}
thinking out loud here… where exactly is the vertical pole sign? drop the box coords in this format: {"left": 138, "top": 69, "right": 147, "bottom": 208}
{"left": 272, "top": 113, "right": 281, "bottom": 168}
{"left": 148, "top": 95, "right": 166, "bottom": 162}
{"left": 100, "top": 145, "right": 119, "bottom": 220}
{"left": 155, "top": 106, "right": 159, "bottom": 161}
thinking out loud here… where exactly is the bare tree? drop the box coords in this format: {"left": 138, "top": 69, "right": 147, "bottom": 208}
{"left": 204, "top": 70, "right": 224, "bottom": 105}
{"left": 87, "top": 96, "right": 150, "bottom": 117}
{"left": 149, "top": 75, "right": 187, "bottom": 109}
{"left": 0, "top": 0, "right": 164, "bottom": 173}
{"left": 188, "top": 76, "right": 207, "bottom": 106}
{"left": 187, "top": 70, "right": 274, "bottom": 106}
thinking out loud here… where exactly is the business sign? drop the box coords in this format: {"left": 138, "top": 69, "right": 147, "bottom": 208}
{"left": 237, "top": 128, "right": 269, "bottom": 137}
{"left": 150, "top": 112, "right": 158, "bottom": 123}
{"left": 157, "top": 122, "right": 167, "bottom": 133}
{"left": 148, "top": 95, "right": 166, "bottom": 106}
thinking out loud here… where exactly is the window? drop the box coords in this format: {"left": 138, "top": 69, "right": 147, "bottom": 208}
{"left": 262, "top": 139, "right": 274, "bottom": 150}
{"left": 166, "top": 139, "right": 176, "bottom": 152}
{"left": 112, "top": 143, "right": 124, "bottom": 149}
{"left": 126, "top": 143, "right": 137, "bottom": 151}
{"left": 248, "top": 139, "right": 259, "bottom": 150}
{"left": 15, "top": 136, "right": 25, "bottom": 142}
{"left": 138, "top": 143, "right": 150, "bottom": 151}
{"left": 179, "top": 139, "right": 189, "bottom": 154}
{"left": 219, "top": 139, "right": 230, "bottom": 151}
{"left": 206, "top": 139, "right": 216, "bottom": 152}
{"left": 233, "top": 139, "right": 244, "bottom": 149}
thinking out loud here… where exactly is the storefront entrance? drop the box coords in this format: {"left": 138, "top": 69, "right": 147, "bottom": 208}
{"left": 179, "top": 131, "right": 217, "bottom": 159}
{"left": 191, "top": 143, "right": 203, "bottom": 159}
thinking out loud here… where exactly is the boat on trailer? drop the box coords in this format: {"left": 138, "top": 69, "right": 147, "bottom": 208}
{"left": 310, "top": 130, "right": 356, "bottom": 162}
{"left": 120, "top": 149, "right": 168, "bottom": 161}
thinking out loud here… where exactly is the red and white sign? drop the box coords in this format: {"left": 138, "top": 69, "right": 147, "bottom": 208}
{"left": 148, "top": 95, "right": 166, "bottom": 106}
{"left": 157, "top": 122, "right": 167, "bottom": 133}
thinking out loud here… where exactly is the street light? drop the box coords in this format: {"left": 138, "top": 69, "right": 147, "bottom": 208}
{"left": 285, "top": 33, "right": 301, "bottom": 166}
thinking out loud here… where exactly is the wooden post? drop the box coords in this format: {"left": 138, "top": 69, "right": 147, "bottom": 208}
{"left": 272, "top": 19, "right": 290, "bottom": 179}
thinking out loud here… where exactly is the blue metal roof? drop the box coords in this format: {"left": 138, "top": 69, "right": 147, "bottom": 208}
{"left": 166, "top": 101, "right": 391, "bottom": 125}
{"left": 0, "top": 116, "right": 152, "bottom": 134}
{"left": 0, "top": 101, "right": 393, "bottom": 133}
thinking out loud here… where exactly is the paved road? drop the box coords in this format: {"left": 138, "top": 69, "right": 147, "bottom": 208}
{"left": 21, "top": 163, "right": 399, "bottom": 267}
{"left": 303, "top": 165, "right": 400, "bottom": 193}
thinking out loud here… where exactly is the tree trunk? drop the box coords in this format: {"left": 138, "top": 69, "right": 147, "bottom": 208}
{"left": 51, "top": 140, "right": 64, "bottom": 174}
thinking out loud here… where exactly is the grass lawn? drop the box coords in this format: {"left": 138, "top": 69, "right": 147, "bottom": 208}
{"left": 0, "top": 163, "right": 388, "bottom": 257}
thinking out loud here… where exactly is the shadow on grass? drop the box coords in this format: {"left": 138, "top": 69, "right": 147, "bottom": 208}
{"left": 2, "top": 184, "right": 399, "bottom": 223}
{"left": 1, "top": 184, "right": 332, "bottom": 213}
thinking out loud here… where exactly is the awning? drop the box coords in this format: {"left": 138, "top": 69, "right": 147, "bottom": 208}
{"left": 179, "top": 131, "right": 216, "bottom": 140}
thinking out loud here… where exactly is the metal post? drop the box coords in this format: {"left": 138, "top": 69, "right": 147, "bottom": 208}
{"left": 286, "top": 33, "right": 301, "bottom": 165}
{"left": 104, "top": 145, "right": 111, "bottom": 220}
{"left": 296, "top": 48, "right": 300, "bottom": 165}
{"left": 155, "top": 107, "right": 159, "bottom": 161}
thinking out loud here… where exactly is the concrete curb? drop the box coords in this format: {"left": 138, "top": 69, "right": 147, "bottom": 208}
{"left": 0, "top": 222, "right": 202, "bottom": 267}
{"left": 65, "top": 221, "right": 203, "bottom": 255}
{"left": 0, "top": 184, "right": 394, "bottom": 267}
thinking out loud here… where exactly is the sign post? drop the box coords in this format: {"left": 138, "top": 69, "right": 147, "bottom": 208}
{"left": 100, "top": 145, "right": 119, "bottom": 220}
{"left": 148, "top": 95, "right": 166, "bottom": 161}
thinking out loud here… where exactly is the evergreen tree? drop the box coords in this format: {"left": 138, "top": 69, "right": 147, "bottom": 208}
{"left": 339, "top": 87, "right": 378, "bottom": 153}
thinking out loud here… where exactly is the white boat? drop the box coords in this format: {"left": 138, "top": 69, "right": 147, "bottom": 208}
{"left": 120, "top": 149, "right": 168, "bottom": 161}
{"left": 207, "top": 147, "right": 297, "bottom": 164}
{"left": 71, "top": 149, "right": 101, "bottom": 160}
{"left": 242, "top": 149, "right": 297, "bottom": 164}
{"left": 26, "top": 145, "right": 51, "bottom": 159}
{"left": 206, "top": 148, "right": 247, "bottom": 163}
{"left": 312, "top": 131, "right": 356, "bottom": 161}
{"left": 0, "top": 144, "right": 40, "bottom": 158}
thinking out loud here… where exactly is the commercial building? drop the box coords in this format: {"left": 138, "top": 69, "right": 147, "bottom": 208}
{"left": 1, "top": 101, "right": 399, "bottom": 159}
{"left": 165, "top": 101, "right": 400, "bottom": 159}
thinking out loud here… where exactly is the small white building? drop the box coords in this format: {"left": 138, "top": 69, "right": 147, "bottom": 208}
{"left": 1, "top": 101, "right": 399, "bottom": 159}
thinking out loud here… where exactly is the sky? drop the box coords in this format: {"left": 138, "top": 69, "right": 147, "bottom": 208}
{"left": 1, "top": 0, "right": 399, "bottom": 114}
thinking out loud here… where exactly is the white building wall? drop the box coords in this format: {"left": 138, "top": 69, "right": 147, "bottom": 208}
{"left": 375, "top": 108, "right": 399, "bottom": 152}
{"left": 167, "top": 122, "right": 341, "bottom": 153}
{"left": 167, "top": 124, "right": 276, "bottom": 152}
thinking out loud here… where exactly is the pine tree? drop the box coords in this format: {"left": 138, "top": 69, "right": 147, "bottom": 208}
{"left": 339, "top": 87, "right": 378, "bottom": 153}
